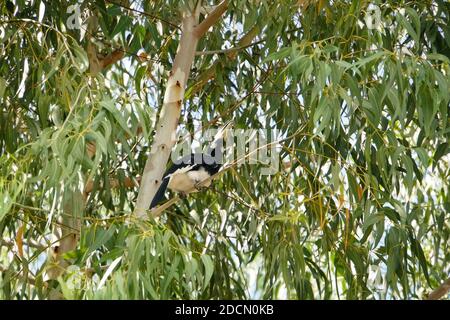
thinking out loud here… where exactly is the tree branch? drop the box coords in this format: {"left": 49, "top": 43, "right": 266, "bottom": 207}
{"left": 134, "top": 1, "right": 229, "bottom": 218}
{"left": 104, "top": 0, "right": 180, "bottom": 29}
{"left": 195, "top": 38, "right": 265, "bottom": 56}
{"left": 99, "top": 49, "right": 125, "bottom": 70}
{"left": 84, "top": 176, "right": 138, "bottom": 194}
{"left": 427, "top": 278, "right": 450, "bottom": 300}
{"left": 1, "top": 238, "right": 46, "bottom": 252}
{"left": 88, "top": 44, "right": 126, "bottom": 76}
{"left": 149, "top": 196, "right": 181, "bottom": 219}
{"left": 134, "top": 12, "right": 200, "bottom": 218}
{"left": 190, "top": 24, "right": 259, "bottom": 95}
{"left": 45, "top": 191, "right": 83, "bottom": 284}
{"left": 193, "top": 0, "right": 228, "bottom": 38}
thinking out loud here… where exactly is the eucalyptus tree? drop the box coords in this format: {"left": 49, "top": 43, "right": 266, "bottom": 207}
{"left": 0, "top": 0, "right": 449, "bottom": 300}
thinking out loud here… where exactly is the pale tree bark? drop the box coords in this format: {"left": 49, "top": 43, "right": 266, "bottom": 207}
{"left": 134, "top": 1, "right": 229, "bottom": 218}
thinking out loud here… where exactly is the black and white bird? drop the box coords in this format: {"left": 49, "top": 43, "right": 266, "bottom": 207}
{"left": 150, "top": 121, "right": 232, "bottom": 209}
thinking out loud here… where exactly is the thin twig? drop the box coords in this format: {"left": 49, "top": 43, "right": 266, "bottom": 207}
{"left": 104, "top": 0, "right": 180, "bottom": 30}
{"left": 149, "top": 196, "right": 180, "bottom": 219}
{"left": 195, "top": 39, "right": 265, "bottom": 56}
{"left": 1, "top": 238, "right": 46, "bottom": 251}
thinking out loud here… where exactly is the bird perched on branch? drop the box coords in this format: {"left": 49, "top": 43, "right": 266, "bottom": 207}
{"left": 150, "top": 121, "right": 232, "bottom": 209}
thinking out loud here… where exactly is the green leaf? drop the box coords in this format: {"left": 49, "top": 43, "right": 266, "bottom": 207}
{"left": 100, "top": 100, "right": 132, "bottom": 136}
{"left": 201, "top": 254, "right": 214, "bottom": 290}
{"left": 402, "top": 154, "right": 414, "bottom": 193}
{"left": 263, "top": 47, "right": 292, "bottom": 62}
{"left": 433, "top": 142, "right": 449, "bottom": 167}
{"left": 432, "top": 69, "right": 449, "bottom": 102}
{"left": 427, "top": 53, "right": 450, "bottom": 64}
{"left": 313, "top": 96, "right": 331, "bottom": 134}
{"left": 0, "top": 77, "right": 6, "bottom": 99}
{"left": 87, "top": 226, "right": 116, "bottom": 256}
{"left": 414, "top": 147, "right": 429, "bottom": 168}
{"left": 410, "top": 237, "right": 430, "bottom": 285}
{"left": 351, "top": 51, "right": 387, "bottom": 70}
{"left": 331, "top": 163, "right": 340, "bottom": 191}
{"left": 97, "top": 257, "right": 122, "bottom": 289}
{"left": 397, "top": 10, "right": 419, "bottom": 45}
{"left": 135, "top": 66, "right": 146, "bottom": 98}
{"left": 363, "top": 214, "right": 385, "bottom": 232}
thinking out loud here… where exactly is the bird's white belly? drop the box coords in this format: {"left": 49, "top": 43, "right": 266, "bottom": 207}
{"left": 167, "top": 168, "right": 211, "bottom": 193}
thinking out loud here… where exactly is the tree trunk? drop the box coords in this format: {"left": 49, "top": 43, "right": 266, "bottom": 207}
{"left": 134, "top": 1, "right": 228, "bottom": 218}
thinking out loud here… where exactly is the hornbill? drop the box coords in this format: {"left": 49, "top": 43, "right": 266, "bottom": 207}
{"left": 150, "top": 121, "right": 232, "bottom": 209}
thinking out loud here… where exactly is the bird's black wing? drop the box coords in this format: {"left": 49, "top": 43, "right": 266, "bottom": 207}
{"left": 150, "top": 154, "right": 201, "bottom": 209}
{"left": 150, "top": 176, "right": 170, "bottom": 209}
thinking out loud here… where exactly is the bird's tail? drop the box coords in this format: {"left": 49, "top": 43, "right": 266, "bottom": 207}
{"left": 150, "top": 177, "right": 169, "bottom": 209}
